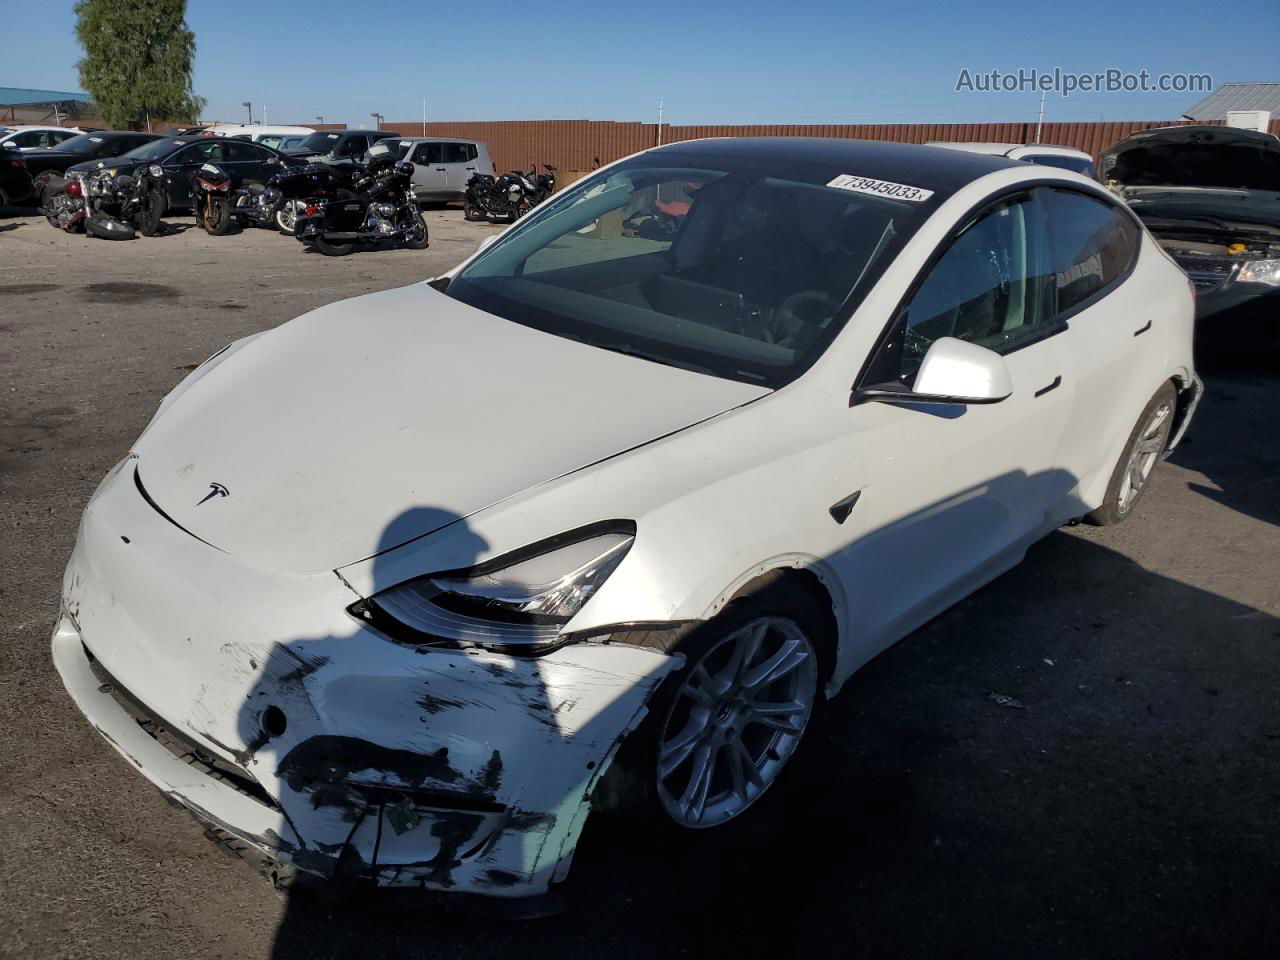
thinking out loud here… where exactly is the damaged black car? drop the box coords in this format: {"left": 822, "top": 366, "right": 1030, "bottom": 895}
{"left": 1102, "top": 125, "right": 1280, "bottom": 348}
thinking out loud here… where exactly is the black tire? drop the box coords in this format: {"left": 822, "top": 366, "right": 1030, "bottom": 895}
{"left": 596, "top": 577, "right": 830, "bottom": 833}
{"left": 401, "top": 208, "right": 429, "bottom": 250}
{"left": 463, "top": 201, "right": 485, "bottom": 222}
{"left": 135, "top": 191, "right": 164, "bottom": 236}
{"left": 205, "top": 197, "right": 232, "bottom": 236}
{"left": 1086, "top": 380, "right": 1177, "bottom": 526}
{"left": 313, "top": 236, "right": 354, "bottom": 257}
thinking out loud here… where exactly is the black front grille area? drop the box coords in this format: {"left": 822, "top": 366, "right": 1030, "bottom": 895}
{"left": 1177, "top": 256, "right": 1237, "bottom": 292}
{"left": 83, "top": 644, "right": 278, "bottom": 809}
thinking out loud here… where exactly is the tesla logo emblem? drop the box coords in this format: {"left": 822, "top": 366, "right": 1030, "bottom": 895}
{"left": 196, "top": 482, "right": 230, "bottom": 506}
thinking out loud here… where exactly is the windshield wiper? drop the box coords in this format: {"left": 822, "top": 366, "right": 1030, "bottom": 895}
{"left": 588, "top": 341, "right": 718, "bottom": 377}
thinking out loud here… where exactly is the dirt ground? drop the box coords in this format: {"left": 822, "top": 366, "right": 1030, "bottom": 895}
{"left": 1, "top": 208, "right": 1278, "bottom": 960}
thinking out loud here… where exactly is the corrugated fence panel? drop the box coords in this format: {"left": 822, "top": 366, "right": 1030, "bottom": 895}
{"left": 295, "top": 117, "right": 1280, "bottom": 175}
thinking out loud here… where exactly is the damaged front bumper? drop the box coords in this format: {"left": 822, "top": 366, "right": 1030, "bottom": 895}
{"left": 52, "top": 460, "right": 676, "bottom": 902}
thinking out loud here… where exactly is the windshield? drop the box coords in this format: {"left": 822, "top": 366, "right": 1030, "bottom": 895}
{"left": 121, "top": 138, "right": 185, "bottom": 161}
{"left": 47, "top": 132, "right": 105, "bottom": 155}
{"left": 448, "top": 155, "right": 931, "bottom": 387}
{"left": 296, "top": 132, "right": 340, "bottom": 153}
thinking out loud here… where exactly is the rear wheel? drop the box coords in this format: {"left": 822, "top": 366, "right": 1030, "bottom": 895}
{"left": 1086, "top": 381, "right": 1177, "bottom": 525}
{"left": 313, "top": 236, "right": 354, "bottom": 257}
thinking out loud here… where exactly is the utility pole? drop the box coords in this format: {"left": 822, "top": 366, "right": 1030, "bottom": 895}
{"left": 422, "top": 99, "right": 427, "bottom": 137}
{"left": 371, "top": 112, "right": 384, "bottom": 128}
{"left": 262, "top": 105, "right": 267, "bottom": 125}
{"left": 657, "top": 98, "right": 664, "bottom": 146}
{"left": 242, "top": 101, "right": 252, "bottom": 124}
{"left": 316, "top": 115, "right": 324, "bottom": 125}
{"left": 1035, "top": 90, "right": 1046, "bottom": 144}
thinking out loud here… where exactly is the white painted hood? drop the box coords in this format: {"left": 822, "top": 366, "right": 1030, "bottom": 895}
{"left": 133, "top": 283, "right": 767, "bottom": 574}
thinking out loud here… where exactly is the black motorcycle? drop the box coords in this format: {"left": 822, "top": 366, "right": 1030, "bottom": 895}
{"left": 531, "top": 163, "right": 557, "bottom": 203}
{"left": 188, "top": 163, "right": 235, "bottom": 235}
{"left": 77, "top": 164, "right": 167, "bottom": 240}
{"left": 464, "top": 167, "right": 542, "bottom": 222}
{"left": 224, "top": 162, "right": 352, "bottom": 233}
{"left": 294, "top": 157, "right": 428, "bottom": 256}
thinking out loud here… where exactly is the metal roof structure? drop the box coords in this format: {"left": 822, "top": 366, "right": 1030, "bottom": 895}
{"left": 1181, "top": 83, "right": 1280, "bottom": 121}
{"left": 0, "top": 87, "right": 92, "bottom": 107}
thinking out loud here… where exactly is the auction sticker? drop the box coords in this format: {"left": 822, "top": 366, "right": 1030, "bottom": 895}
{"left": 827, "top": 174, "right": 934, "bottom": 202}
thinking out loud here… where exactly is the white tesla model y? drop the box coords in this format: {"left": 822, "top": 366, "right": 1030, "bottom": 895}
{"left": 53, "top": 137, "right": 1200, "bottom": 906}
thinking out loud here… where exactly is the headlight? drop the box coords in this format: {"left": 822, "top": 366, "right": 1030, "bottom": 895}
{"left": 149, "top": 164, "right": 164, "bottom": 178}
{"left": 364, "top": 525, "right": 635, "bottom": 649}
{"left": 1237, "top": 258, "right": 1280, "bottom": 286}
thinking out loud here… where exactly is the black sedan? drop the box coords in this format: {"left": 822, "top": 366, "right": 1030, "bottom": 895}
{"left": 64, "top": 136, "right": 306, "bottom": 211}
{"left": 0, "top": 144, "right": 36, "bottom": 208}
{"left": 25, "top": 131, "right": 163, "bottom": 189}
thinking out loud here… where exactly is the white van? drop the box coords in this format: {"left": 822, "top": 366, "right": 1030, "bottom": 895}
{"left": 200, "top": 124, "right": 316, "bottom": 152}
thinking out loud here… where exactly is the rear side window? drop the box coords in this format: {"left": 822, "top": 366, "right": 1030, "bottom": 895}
{"left": 443, "top": 142, "right": 470, "bottom": 163}
{"left": 898, "top": 193, "right": 1056, "bottom": 371}
{"left": 225, "top": 141, "right": 263, "bottom": 162}
{"left": 1042, "top": 189, "right": 1138, "bottom": 315}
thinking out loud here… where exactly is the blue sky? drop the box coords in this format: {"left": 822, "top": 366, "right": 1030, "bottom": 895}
{"left": 4, "top": 0, "right": 1276, "bottom": 127}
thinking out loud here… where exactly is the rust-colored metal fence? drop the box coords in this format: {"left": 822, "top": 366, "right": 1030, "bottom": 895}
{"left": 307, "top": 118, "right": 1280, "bottom": 178}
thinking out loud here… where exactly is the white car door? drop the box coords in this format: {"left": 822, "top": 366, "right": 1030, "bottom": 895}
{"left": 834, "top": 191, "right": 1076, "bottom": 651}
{"left": 411, "top": 141, "right": 448, "bottom": 196}
{"left": 1037, "top": 188, "right": 1161, "bottom": 495}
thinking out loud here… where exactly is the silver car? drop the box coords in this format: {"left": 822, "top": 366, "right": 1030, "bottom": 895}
{"left": 375, "top": 136, "right": 496, "bottom": 201}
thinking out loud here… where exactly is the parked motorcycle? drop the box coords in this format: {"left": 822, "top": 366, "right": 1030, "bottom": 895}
{"left": 464, "top": 163, "right": 556, "bottom": 222}
{"left": 220, "top": 162, "right": 351, "bottom": 233}
{"left": 188, "top": 163, "right": 235, "bottom": 235}
{"left": 294, "top": 157, "right": 428, "bottom": 256}
{"left": 42, "top": 164, "right": 167, "bottom": 238}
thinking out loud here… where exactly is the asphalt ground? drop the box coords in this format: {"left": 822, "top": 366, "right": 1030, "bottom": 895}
{"left": 1, "top": 207, "right": 1277, "bottom": 959}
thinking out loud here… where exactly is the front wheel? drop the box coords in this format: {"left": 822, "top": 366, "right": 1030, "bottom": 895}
{"left": 275, "top": 199, "right": 302, "bottom": 234}
{"left": 1086, "top": 381, "right": 1177, "bottom": 525}
{"left": 463, "top": 200, "right": 485, "bottom": 222}
{"left": 204, "top": 197, "right": 232, "bottom": 236}
{"left": 135, "top": 190, "right": 164, "bottom": 236}
{"left": 401, "top": 208, "right": 429, "bottom": 250}
{"left": 598, "top": 581, "right": 826, "bottom": 831}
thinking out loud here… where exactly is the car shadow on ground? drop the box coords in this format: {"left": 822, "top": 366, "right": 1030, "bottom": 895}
{"left": 260, "top": 515, "right": 1280, "bottom": 958}
{"left": 1171, "top": 351, "right": 1280, "bottom": 528}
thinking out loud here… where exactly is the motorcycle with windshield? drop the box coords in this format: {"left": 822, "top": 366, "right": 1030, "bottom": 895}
{"left": 293, "top": 156, "right": 428, "bottom": 256}
{"left": 188, "top": 163, "right": 235, "bottom": 235}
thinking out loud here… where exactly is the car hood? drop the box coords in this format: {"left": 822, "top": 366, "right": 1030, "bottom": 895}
{"left": 1121, "top": 186, "right": 1280, "bottom": 236}
{"left": 66, "top": 154, "right": 144, "bottom": 176}
{"left": 1101, "top": 125, "right": 1280, "bottom": 193}
{"left": 133, "top": 283, "right": 769, "bottom": 574}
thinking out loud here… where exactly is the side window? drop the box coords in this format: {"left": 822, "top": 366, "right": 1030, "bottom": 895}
{"left": 899, "top": 193, "right": 1055, "bottom": 374}
{"left": 258, "top": 135, "right": 282, "bottom": 150}
{"left": 173, "top": 144, "right": 207, "bottom": 165}
{"left": 413, "top": 142, "right": 444, "bottom": 165}
{"left": 1042, "top": 189, "right": 1138, "bottom": 315}
{"left": 51, "top": 130, "right": 77, "bottom": 146}
{"left": 12, "top": 130, "right": 43, "bottom": 147}
{"left": 338, "top": 136, "right": 367, "bottom": 156}
{"left": 443, "top": 142, "right": 470, "bottom": 164}
{"left": 224, "top": 141, "right": 261, "bottom": 162}
{"left": 466, "top": 143, "right": 478, "bottom": 162}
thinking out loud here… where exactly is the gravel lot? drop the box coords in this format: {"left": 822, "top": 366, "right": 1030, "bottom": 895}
{"left": 1, "top": 208, "right": 1278, "bottom": 960}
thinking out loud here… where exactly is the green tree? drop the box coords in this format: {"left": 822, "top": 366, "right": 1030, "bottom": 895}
{"left": 74, "top": 0, "right": 205, "bottom": 130}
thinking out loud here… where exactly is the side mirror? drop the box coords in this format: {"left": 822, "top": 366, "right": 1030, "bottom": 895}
{"left": 854, "top": 337, "right": 1013, "bottom": 406}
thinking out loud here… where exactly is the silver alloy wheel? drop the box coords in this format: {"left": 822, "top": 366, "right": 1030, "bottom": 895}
{"left": 1117, "top": 397, "right": 1173, "bottom": 514}
{"left": 656, "top": 616, "right": 818, "bottom": 829}
{"left": 276, "top": 199, "right": 301, "bottom": 233}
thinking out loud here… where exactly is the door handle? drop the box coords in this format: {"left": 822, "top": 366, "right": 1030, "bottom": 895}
{"left": 436, "top": 167, "right": 446, "bottom": 171}
{"left": 1034, "top": 375, "right": 1062, "bottom": 398}
{"left": 1133, "top": 320, "right": 1152, "bottom": 336}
